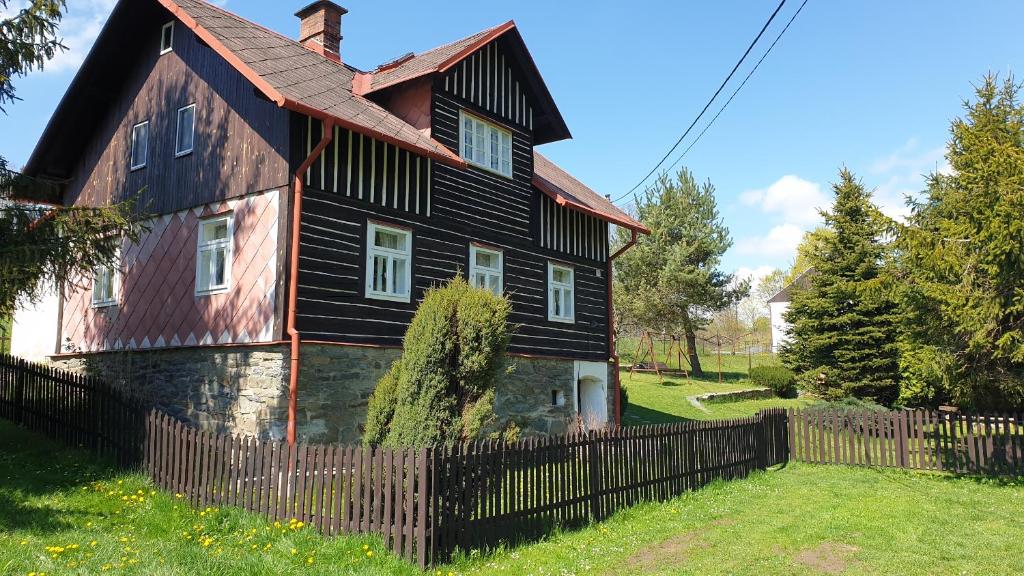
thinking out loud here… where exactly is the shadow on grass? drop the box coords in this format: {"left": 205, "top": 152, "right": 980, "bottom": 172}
{"left": 0, "top": 419, "right": 121, "bottom": 533}
{"left": 622, "top": 404, "right": 696, "bottom": 426}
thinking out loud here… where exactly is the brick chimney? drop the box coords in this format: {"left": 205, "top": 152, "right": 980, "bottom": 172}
{"left": 295, "top": 1, "right": 347, "bottom": 62}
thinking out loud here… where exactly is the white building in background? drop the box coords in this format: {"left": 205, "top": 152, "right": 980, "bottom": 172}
{"left": 10, "top": 289, "right": 59, "bottom": 361}
{"left": 767, "top": 268, "right": 815, "bottom": 353}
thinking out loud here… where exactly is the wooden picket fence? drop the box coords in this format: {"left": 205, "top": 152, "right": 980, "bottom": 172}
{"left": 144, "top": 408, "right": 789, "bottom": 567}
{"left": 0, "top": 354, "right": 146, "bottom": 466}
{"left": 788, "top": 408, "right": 1024, "bottom": 476}
{"left": 0, "top": 355, "right": 789, "bottom": 567}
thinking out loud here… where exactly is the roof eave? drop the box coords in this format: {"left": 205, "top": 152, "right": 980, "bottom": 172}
{"left": 532, "top": 176, "right": 650, "bottom": 234}
{"left": 156, "top": 0, "right": 465, "bottom": 169}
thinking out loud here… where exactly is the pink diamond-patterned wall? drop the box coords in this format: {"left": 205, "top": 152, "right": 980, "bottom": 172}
{"left": 61, "top": 189, "right": 281, "bottom": 353}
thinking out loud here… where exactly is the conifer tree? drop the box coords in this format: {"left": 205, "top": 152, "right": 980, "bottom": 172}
{"left": 781, "top": 169, "right": 901, "bottom": 404}
{"left": 615, "top": 168, "right": 747, "bottom": 376}
{"left": 898, "top": 75, "right": 1024, "bottom": 410}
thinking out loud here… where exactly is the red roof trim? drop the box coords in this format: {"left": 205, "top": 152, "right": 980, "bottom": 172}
{"left": 436, "top": 20, "right": 517, "bottom": 72}
{"left": 533, "top": 175, "right": 650, "bottom": 234}
{"left": 358, "top": 20, "right": 517, "bottom": 95}
{"left": 155, "top": 0, "right": 465, "bottom": 169}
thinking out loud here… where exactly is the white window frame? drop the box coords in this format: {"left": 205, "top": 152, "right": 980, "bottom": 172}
{"left": 547, "top": 262, "right": 575, "bottom": 323}
{"left": 130, "top": 121, "right": 149, "bottom": 171}
{"left": 469, "top": 244, "right": 503, "bottom": 295}
{"left": 458, "top": 109, "right": 513, "bottom": 178}
{"left": 175, "top": 103, "right": 196, "bottom": 158}
{"left": 160, "top": 21, "right": 174, "bottom": 55}
{"left": 91, "top": 253, "right": 120, "bottom": 308}
{"left": 195, "top": 214, "right": 233, "bottom": 296}
{"left": 365, "top": 222, "right": 412, "bottom": 303}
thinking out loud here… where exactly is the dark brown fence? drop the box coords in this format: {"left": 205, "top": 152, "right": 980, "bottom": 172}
{"left": 144, "top": 409, "right": 789, "bottom": 567}
{"left": 789, "top": 408, "right": 1024, "bottom": 476}
{"left": 0, "top": 354, "right": 146, "bottom": 466}
{"left": 0, "top": 355, "right": 788, "bottom": 567}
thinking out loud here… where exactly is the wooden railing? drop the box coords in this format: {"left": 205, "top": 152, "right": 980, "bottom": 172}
{"left": 788, "top": 408, "right": 1024, "bottom": 476}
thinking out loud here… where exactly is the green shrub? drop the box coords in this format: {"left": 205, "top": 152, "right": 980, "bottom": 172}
{"left": 803, "top": 396, "right": 890, "bottom": 416}
{"left": 749, "top": 365, "right": 798, "bottom": 398}
{"left": 363, "top": 275, "right": 512, "bottom": 448}
{"left": 620, "top": 385, "right": 629, "bottom": 418}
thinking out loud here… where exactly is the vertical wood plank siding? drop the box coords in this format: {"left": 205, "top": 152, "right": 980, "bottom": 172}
{"left": 293, "top": 40, "right": 610, "bottom": 359}
{"left": 63, "top": 15, "right": 290, "bottom": 214}
{"left": 538, "top": 194, "right": 609, "bottom": 262}
{"left": 442, "top": 40, "right": 533, "bottom": 130}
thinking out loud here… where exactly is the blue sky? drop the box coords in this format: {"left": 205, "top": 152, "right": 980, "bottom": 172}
{"left": 2, "top": 0, "right": 1022, "bottom": 286}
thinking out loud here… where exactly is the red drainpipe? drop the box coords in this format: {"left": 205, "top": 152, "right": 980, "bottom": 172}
{"left": 287, "top": 118, "right": 335, "bottom": 446}
{"left": 607, "top": 229, "right": 639, "bottom": 427}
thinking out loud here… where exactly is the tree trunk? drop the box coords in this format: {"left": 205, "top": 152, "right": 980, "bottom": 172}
{"left": 685, "top": 328, "right": 703, "bottom": 377}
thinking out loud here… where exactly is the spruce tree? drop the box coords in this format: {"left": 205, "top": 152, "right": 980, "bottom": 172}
{"left": 781, "top": 169, "right": 901, "bottom": 405}
{"left": 898, "top": 75, "right": 1024, "bottom": 410}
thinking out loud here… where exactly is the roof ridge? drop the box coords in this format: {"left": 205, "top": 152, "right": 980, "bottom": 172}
{"left": 385, "top": 20, "right": 508, "bottom": 67}
{"left": 189, "top": 0, "right": 361, "bottom": 74}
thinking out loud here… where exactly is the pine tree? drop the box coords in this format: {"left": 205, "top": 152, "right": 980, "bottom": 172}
{"left": 614, "top": 168, "right": 747, "bottom": 376}
{"left": 781, "top": 169, "right": 901, "bottom": 405}
{"left": 898, "top": 75, "right": 1024, "bottom": 410}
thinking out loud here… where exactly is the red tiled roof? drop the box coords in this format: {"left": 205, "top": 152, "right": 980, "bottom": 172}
{"left": 159, "top": 0, "right": 465, "bottom": 167}
{"left": 362, "top": 21, "right": 516, "bottom": 94}
{"left": 533, "top": 153, "right": 649, "bottom": 234}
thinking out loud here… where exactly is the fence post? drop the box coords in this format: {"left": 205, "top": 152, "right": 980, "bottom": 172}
{"left": 587, "top": 431, "right": 602, "bottom": 521}
{"left": 755, "top": 411, "right": 767, "bottom": 470}
{"left": 14, "top": 358, "right": 27, "bottom": 425}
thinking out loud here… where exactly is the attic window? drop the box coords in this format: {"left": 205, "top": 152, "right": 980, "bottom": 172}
{"left": 160, "top": 21, "right": 174, "bottom": 54}
{"left": 175, "top": 104, "right": 195, "bottom": 157}
{"left": 459, "top": 110, "right": 512, "bottom": 178}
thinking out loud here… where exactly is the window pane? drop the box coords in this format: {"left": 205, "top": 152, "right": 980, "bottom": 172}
{"left": 374, "top": 229, "right": 404, "bottom": 251}
{"left": 392, "top": 257, "right": 407, "bottom": 295}
{"left": 490, "top": 130, "right": 499, "bottom": 170}
{"left": 563, "top": 287, "right": 573, "bottom": 317}
{"left": 373, "top": 255, "right": 387, "bottom": 292}
{"left": 487, "top": 274, "right": 499, "bottom": 294}
{"left": 553, "top": 268, "right": 569, "bottom": 284}
{"left": 475, "top": 251, "right": 495, "bottom": 269}
{"left": 177, "top": 106, "right": 195, "bottom": 153}
{"left": 552, "top": 289, "right": 562, "bottom": 317}
{"left": 213, "top": 248, "right": 225, "bottom": 286}
{"left": 198, "top": 250, "right": 211, "bottom": 290}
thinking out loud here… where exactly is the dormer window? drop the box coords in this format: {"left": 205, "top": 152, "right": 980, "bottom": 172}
{"left": 160, "top": 21, "right": 174, "bottom": 54}
{"left": 459, "top": 110, "right": 512, "bottom": 178}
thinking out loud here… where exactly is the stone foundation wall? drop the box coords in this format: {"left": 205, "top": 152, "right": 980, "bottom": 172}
{"left": 51, "top": 345, "right": 291, "bottom": 439}
{"left": 50, "top": 345, "right": 615, "bottom": 444}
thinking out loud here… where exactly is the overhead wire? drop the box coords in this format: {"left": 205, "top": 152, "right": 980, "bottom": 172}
{"left": 611, "top": 0, "right": 788, "bottom": 204}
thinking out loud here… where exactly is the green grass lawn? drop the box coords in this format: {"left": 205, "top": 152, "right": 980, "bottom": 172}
{"left": 3, "top": 420, "right": 1024, "bottom": 575}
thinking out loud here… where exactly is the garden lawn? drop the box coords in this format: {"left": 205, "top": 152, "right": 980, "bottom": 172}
{"left": 3, "top": 420, "right": 1024, "bottom": 575}
{"left": 621, "top": 369, "right": 814, "bottom": 425}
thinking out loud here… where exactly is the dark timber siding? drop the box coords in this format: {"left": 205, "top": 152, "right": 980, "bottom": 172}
{"left": 538, "top": 194, "right": 610, "bottom": 262}
{"left": 63, "top": 16, "right": 290, "bottom": 214}
{"left": 295, "top": 41, "right": 609, "bottom": 360}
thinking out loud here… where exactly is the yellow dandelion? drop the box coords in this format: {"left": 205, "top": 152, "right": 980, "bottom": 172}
{"left": 90, "top": 541, "right": 97, "bottom": 547}
{"left": 366, "top": 551, "right": 374, "bottom": 558}
{"left": 291, "top": 548, "right": 298, "bottom": 556}
{"left": 306, "top": 557, "right": 314, "bottom": 565}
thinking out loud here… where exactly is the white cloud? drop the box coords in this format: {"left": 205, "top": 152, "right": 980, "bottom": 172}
{"left": 734, "top": 265, "right": 777, "bottom": 291}
{"left": 739, "top": 175, "right": 827, "bottom": 226}
{"left": 40, "top": 0, "right": 117, "bottom": 74}
{"left": 734, "top": 224, "right": 805, "bottom": 258}
{"left": 867, "top": 138, "right": 950, "bottom": 221}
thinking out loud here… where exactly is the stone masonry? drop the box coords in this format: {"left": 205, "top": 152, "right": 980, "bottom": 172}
{"left": 51, "top": 344, "right": 613, "bottom": 444}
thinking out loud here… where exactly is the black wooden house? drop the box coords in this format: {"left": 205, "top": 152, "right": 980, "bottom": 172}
{"left": 24, "top": 0, "right": 648, "bottom": 443}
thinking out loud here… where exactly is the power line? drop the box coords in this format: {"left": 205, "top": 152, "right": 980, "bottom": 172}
{"left": 613, "top": 0, "right": 788, "bottom": 204}
{"left": 664, "top": 0, "right": 811, "bottom": 175}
